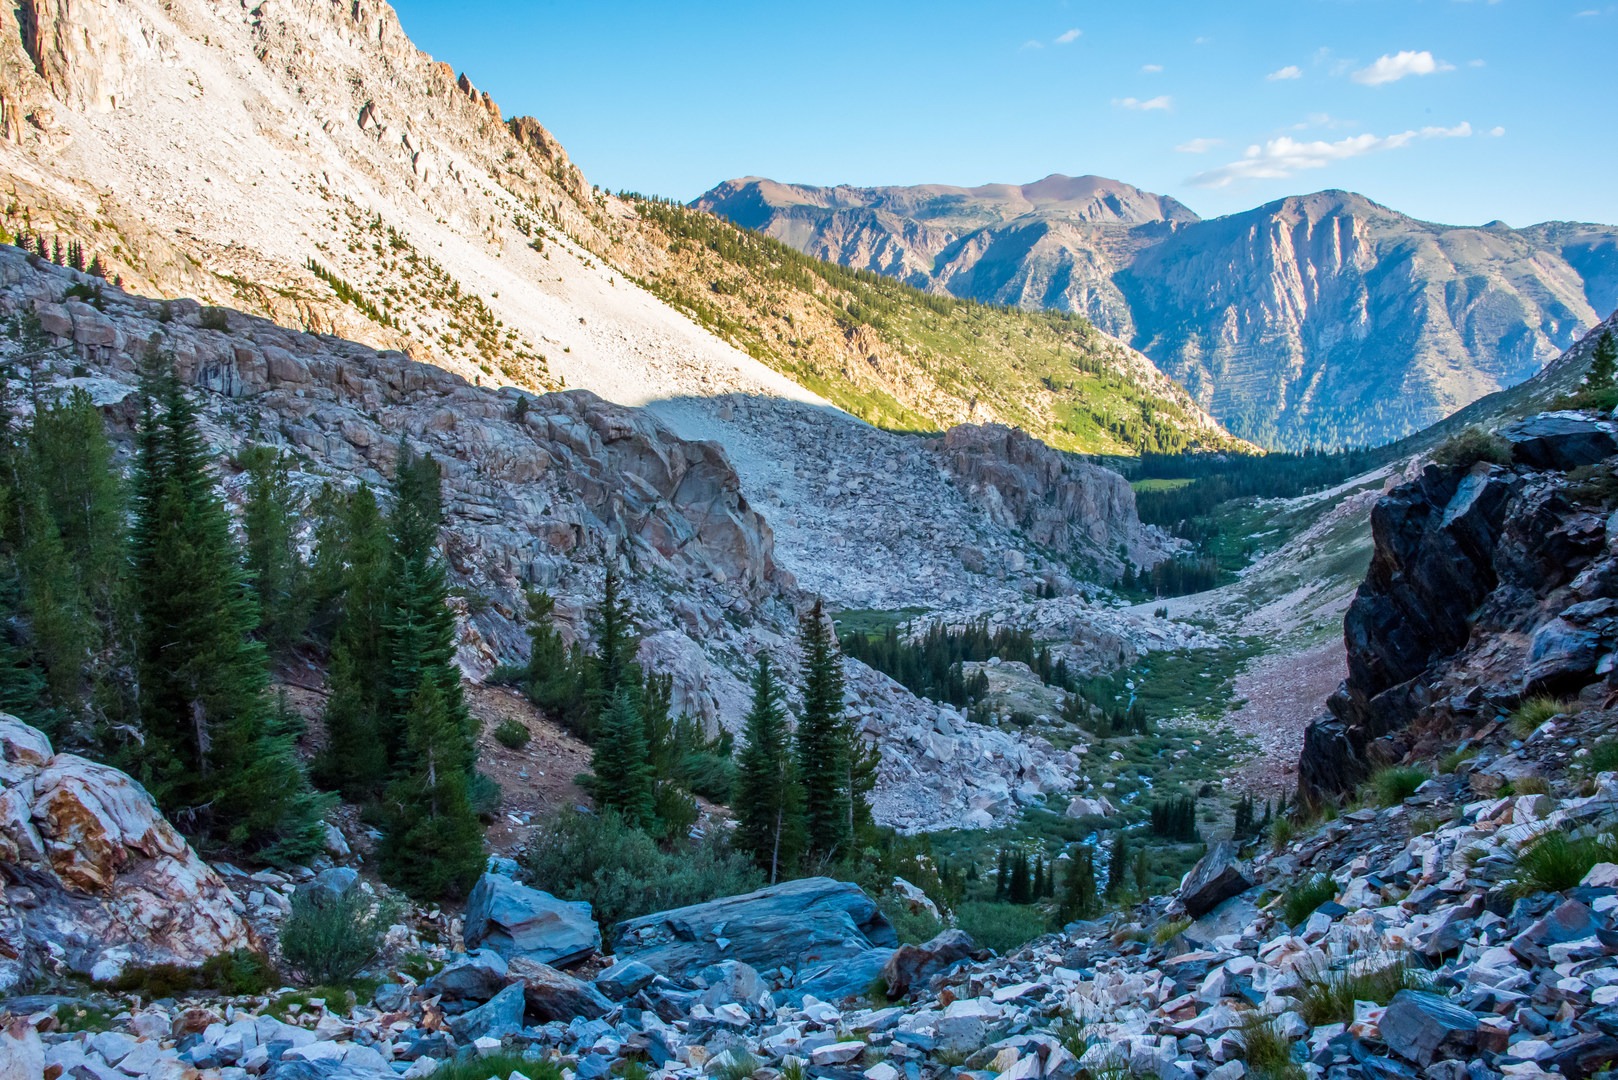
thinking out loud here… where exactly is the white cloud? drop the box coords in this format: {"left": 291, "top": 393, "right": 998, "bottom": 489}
{"left": 1021, "top": 39, "right": 1043, "bottom": 50}
{"left": 1266, "top": 65, "right": 1303, "bottom": 81}
{"left": 1114, "top": 95, "right": 1173, "bottom": 111}
{"left": 1351, "top": 50, "right": 1455, "bottom": 86}
{"left": 1468, "top": 58, "right": 1487, "bottom": 67}
{"left": 1055, "top": 28, "right": 1082, "bottom": 44}
{"left": 1577, "top": 8, "right": 1601, "bottom": 15}
{"left": 1176, "top": 137, "right": 1223, "bottom": 154}
{"left": 1189, "top": 122, "right": 1473, "bottom": 187}
{"left": 1141, "top": 63, "right": 1163, "bottom": 73}
{"left": 1488, "top": 125, "right": 1506, "bottom": 136}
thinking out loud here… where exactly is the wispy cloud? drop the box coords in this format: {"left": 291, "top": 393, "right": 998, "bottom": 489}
{"left": 1488, "top": 125, "right": 1506, "bottom": 136}
{"left": 1021, "top": 39, "right": 1043, "bottom": 50}
{"left": 1141, "top": 63, "right": 1163, "bottom": 73}
{"left": 1055, "top": 28, "right": 1082, "bottom": 44}
{"left": 1176, "top": 137, "right": 1223, "bottom": 154}
{"left": 1266, "top": 65, "right": 1303, "bottom": 81}
{"left": 1114, "top": 95, "right": 1173, "bottom": 111}
{"left": 1351, "top": 50, "right": 1454, "bottom": 86}
{"left": 1190, "top": 123, "right": 1473, "bottom": 187}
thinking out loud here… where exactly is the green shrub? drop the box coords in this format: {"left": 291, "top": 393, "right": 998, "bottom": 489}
{"left": 198, "top": 306, "right": 231, "bottom": 331}
{"left": 279, "top": 886, "right": 395, "bottom": 986}
{"left": 1432, "top": 427, "right": 1510, "bottom": 469}
{"left": 110, "top": 949, "right": 273, "bottom": 997}
{"left": 1282, "top": 874, "right": 1338, "bottom": 926}
{"left": 1152, "top": 917, "right": 1191, "bottom": 946}
{"left": 714, "top": 1051, "right": 762, "bottom": 1080}
{"left": 1240, "top": 1015, "right": 1304, "bottom": 1080}
{"left": 953, "top": 901, "right": 1049, "bottom": 955}
{"left": 882, "top": 896, "right": 944, "bottom": 946}
{"left": 429, "top": 1053, "right": 561, "bottom": 1080}
{"left": 493, "top": 719, "right": 531, "bottom": 749}
{"left": 521, "top": 809, "right": 762, "bottom": 937}
{"left": 1511, "top": 696, "right": 1571, "bottom": 737}
{"left": 1437, "top": 746, "right": 1478, "bottom": 774}
{"left": 1512, "top": 828, "right": 1618, "bottom": 895}
{"left": 1513, "top": 775, "right": 1552, "bottom": 796}
{"left": 55, "top": 1002, "right": 120, "bottom": 1032}
{"left": 1269, "top": 815, "right": 1296, "bottom": 851}
{"left": 1368, "top": 766, "right": 1429, "bottom": 807}
{"left": 1296, "top": 954, "right": 1428, "bottom": 1025}
{"left": 1588, "top": 739, "right": 1618, "bottom": 773}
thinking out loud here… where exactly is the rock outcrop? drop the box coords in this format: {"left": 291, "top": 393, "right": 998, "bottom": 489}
{"left": 931, "top": 424, "right": 1176, "bottom": 577}
{"left": 0, "top": 715, "right": 252, "bottom": 988}
{"left": 460, "top": 873, "right": 600, "bottom": 969}
{"left": 1301, "top": 411, "right": 1618, "bottom": 802}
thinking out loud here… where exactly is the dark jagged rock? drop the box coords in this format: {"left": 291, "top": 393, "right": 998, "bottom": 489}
{"left": 461, "top": 873, "right": 600, "bottom": 969}
{"left": 420, "top": 950, "right": 509, "bottom": 1005}
{"left": 1301, "top": 431, "right": 1618, "bottom": 803}
{"left": 1501, "top": 413, "right": 1618, "bottom": 471}
{"left": 612, "top": 877, "right": 896, "bottom": 977}
{"left": 447, "top": 982, "right": 526, "bottom": 1041}
{"left": 594, "top": 959, "right": 657, "bottom": 1000}
{"left": 781, "top": 947, "right": 895, "bottom": 1006}
{"left": 881, "top": 929, "right": 978, "bottom": 998}
{"left": 1178, "top": 841, "right": 1252, "bottom": 918}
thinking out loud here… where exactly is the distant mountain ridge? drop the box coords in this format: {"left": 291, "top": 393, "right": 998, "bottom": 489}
{"left": 696, "top": 175, "right": 1618, "bottom": 448}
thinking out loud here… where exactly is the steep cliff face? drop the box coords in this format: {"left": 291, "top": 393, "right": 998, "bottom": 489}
{"left": 1299, "top": 412, "right": 1618, "bottom": 802}
{"left": 700, "top": 178, "right": 1617, "bottom": 449}
{"left": 931, "top": 423, "right": 1175, "bottom": 579}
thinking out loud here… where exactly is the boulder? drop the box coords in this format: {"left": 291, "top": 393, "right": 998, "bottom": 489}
{"left": 1178, "top": 842, "right": 1252, "bottom": 918}
{"left": 420, "top": 950, "right": 510, "bottom": 1005}
{"left": 781, "top": 948, "right": 895, "bottom": 1007}
{"left": 447, "top": 982, "right": 526, "bottom": 1042}
{"left": 462, "top": 873, "right": 600, "bottom": 968}
{"left": 1501, "top": 414, "right": 1618, "bottom": 472}
{"left": 612, "top": 877, "right": 897, "bottom": 976}
{"left": 594, "top": 959, "right": 657, "bottom": 1000}
{"left": 0, "top": 715, "right": 252, "bottom": 988}
{"left": 297, "top": 868, "right": 359, "bottom": 907}
{"left": 882, "top": 930, "right": 977, "bottom": 998}
{"left": 1378, "top": 990, "right": 1480, "bottom": 1067}
{"left": 506, "top": 955, "right": 612, "bottom": 1022}
{"left": 695, "top": 960, "right": 768, "bottom": 1011}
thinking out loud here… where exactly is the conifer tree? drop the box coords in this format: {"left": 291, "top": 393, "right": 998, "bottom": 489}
{"left": 1587, "top": 330, "right": 1617, "bottom": 392}
{"left": 29, "top": 388, "right": 124, "bottom": 623}
{"left": 995, "top": 848, "right": 1010, "bottom": 900}
{"left": 378, "top": 678, "right": 484, "bottom": 900}
{"left": 1009, "top": 849, "right": 1033, "bottom": 904}
{"left": 1031, "top": 855, "right": 1046, "bottom": 900}
{"left": 590, "top": 687, "right": 655, "bottom": 828}
{"left": 1107, "top": 832, "right": 1129, "bottom": 900}
{"left": 240, "top": 447, "right": 308, "bottom": 659}
{"left": 1057, "top": 846, "right": 1099, "bottom": 924}
{"left": 128, "top": 355, "right": 326, "bottom": 862}
{"left": 382, "top": 443, "right": 472, "bottom": 772}
{"left": 0, "top": 566, "right": 46, "bottom": 725}
{"left": 796, "top": 599, "right": 852, "bottom": 862}
{"left": 312, "top": 484, "right": 391, "bottom": 799}
{"left": 586, "top": 569, "right": 634, "bottom": 735}
{"left": 733, "top": 655, "right": 803, "bottom": 882}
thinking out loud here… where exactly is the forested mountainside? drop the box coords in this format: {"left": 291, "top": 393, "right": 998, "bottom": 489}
{"left": 699, "top": 176, "right": 1618, "bottom": 449}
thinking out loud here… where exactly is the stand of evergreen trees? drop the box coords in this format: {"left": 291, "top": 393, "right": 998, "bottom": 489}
{"left": 1149, "top": 795, "right": 1200, "bottom": 842}
{"left": 841, "top": 617, "right": 1075, "bottom": 707}
{"left": 1, "top": 340, "right": 496, "bottom": 895}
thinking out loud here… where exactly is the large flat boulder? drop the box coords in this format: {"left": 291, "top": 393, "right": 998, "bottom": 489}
{"left": 882, "top": 929, "right": 977, "bottom": 998}
{"left": 1502, "top": 413, "right": 1618, "bottom": 472}
{"left": 462, "top": 872, "right": 600, "bottom": 968}
{"left": 612, "top": 877, "right": 897, "bottom": 976}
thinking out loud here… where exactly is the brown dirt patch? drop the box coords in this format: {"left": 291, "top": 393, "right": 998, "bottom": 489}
{"left": 1228, "top": 637, "right": 1345, "bottom": 799}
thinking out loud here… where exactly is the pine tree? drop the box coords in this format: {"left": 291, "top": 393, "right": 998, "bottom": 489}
{"left": 590, "top": 687, "right": 655, "bottom": 828}
{"left": 379, "top": 678, "right": 485, "bottom": 900}
{"left": 240, "top": 446, "right": 309, "bottom": 659}
{"left": 586, "top": 569, "right": 635, "bottom": 735}
{"left": 796, "top": 599, "right": 851, "bottom": 863}
{"left": 1057, "top": 846, "right": 1099, "bottom": 924}
{"left": 1009, "top": 849, "right": 1032, "bottom": 904}
{"left": 382, "top": 442, "right": 472, "bottom": 773}
{"left": 1587, "top": 330, "right": 1617, "bottom": 392}
{"left": 733, "top": 655, "right": 803, "bottom": 882}
{"left": 1031, "top": 855, "right": 1046, "bottom": 900}
{"left": 128, "top": 356, "right": 327, "bottom": 862}
{"left": 1107, "top": 832, "right": 1129, "bottom": 900}
{"left": 995, "top": 848, "right": 1009, "bottom": 900}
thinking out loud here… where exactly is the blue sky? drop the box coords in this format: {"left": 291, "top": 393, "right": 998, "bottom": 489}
{"left": 390, "top": 0, "right": 1615, "bottom": 227}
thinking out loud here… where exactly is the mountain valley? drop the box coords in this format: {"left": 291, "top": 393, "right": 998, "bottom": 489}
{"left": 0, "top": 1, "right": 1615, "bottom": 1079}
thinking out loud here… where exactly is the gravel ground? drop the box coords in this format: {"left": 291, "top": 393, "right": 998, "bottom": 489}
{"left": 1227, "top": 637, "right": 1346, "bottom": 798}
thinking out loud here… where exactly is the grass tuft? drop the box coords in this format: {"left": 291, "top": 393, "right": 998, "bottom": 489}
{"left": 1281, "top": 874, "right": 1338, "bottom": 926}
{"left": 1512, "top": 696, "right": 1572, "bottom": 737}
{"left": 1240, "top": 1015, "right": 1304, "bottom": 1080}
{"left": 430, "top": 1053, "right": 561, "bottom": 1080}
{"left": 1512, "top": 828, "right": 1618, "bottom": 895}
{"left": 1368, "top": 766, "right": 1429, "bottom": 807}
{"left": 1296, "top": 953, "right": 1428, "bottom": 1026}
